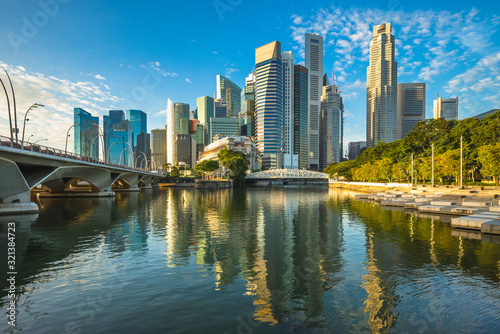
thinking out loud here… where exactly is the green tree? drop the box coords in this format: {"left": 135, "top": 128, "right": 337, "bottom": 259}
{"left": 478, "top": 143, "right": 500, "bottom": 185}
{"left": 217, "top": 147, "right": 249, "bottom": 184}
{"left": 194, "top": 159, "right": 220, "bottom": 173}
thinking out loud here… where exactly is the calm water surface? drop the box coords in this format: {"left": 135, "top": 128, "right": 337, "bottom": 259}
{"left": 1, "top": 187, "right": 500, "bottom": 333}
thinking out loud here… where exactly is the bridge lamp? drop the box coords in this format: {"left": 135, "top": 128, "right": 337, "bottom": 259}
{"left": 34, "top": 139, "right": 48, "bottom": 145}
{"left": 65, "top": 123, "right": 80, "bottom": 156}
{"left": 21, "top": 102, "right": 44, "bottom": 146}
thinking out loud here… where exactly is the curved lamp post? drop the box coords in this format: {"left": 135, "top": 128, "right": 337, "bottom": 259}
{"left": 91, "top": 122, "right": 105, "bottom": 160}
{"left": 34, "top": 138, "right": 48, "bottom": 145}
{"left": 0, "top": 66, "right": 17, "bottom": 144}
{"left": 90, "top": 134, "right": 103, "bottom": 161}
{"left": 107, "top": 142, "right": 119, "bottom": 163}
{"left": 21, "top": 102, "right": 44, "bottom": 146}
{"left": 0, "top": 76, "right": 13, "bottom": 145}
{"left": 137, "top": 151, "right": 148, "bottom": 170}
{"left": 65, "top": 124, "right": 80, "bottom": 156}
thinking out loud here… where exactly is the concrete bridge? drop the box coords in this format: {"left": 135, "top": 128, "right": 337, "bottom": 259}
{"left": 0, "top": 139, "right": 164, "bottom": 214}
{"left": 246, "top": 169, "right": 329, "bottom": 186}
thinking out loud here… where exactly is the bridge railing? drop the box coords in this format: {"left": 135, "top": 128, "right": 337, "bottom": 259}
{"left": 0, "top": 135, "right": 164, "bottom": 175}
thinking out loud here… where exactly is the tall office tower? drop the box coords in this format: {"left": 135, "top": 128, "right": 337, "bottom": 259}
{"left": 174, "top": 134, "right": 197, "bottom": 167}
{"left": 433, "top": 95, "right": 458, "bottom": 120}
{"left": 366, "top": 23, "right": 398, "bottom": 148}
{"left": 281, "top": 51, "right": 297, "bottom": 169}
{"left": 216, "top": 75, "right": 242, "bottom": 117}
{"left": 136, "top": 132, "right": 151, "bottom": 167}
{"left": 166, "top": 99, "right": 190, "bottom": 164}
{"left": 348, "top": 141, "right": 367, "bottom": 160}
{"left": 108, "top": 120, "right": 134, "bottom": 166}
{"left": 255, "top": 41, "right": 283, "bottom": 169}
{"left": 196, "top": 96, "right": 214, "bottom": 125}
{"left": 103, "top": 110, "right": 125, "bottom": 154}
{"left": 240, "top": 72, "right": 256, "bottom": 138}
{"left": 74, "top": 108, "right": 99, "bottom": 159}
{"left": 319, "top": 85, "right": 344, "bottom": 170}
{"left": 294, "top": 65, "right": 309, "bottom": 170}
{"left": 323, "top": 73, "right": 330, "bottom": 87}
{"left": 125, "top": 109, "right": 148, "bottom": 160}
{"left": 397, "top": 83, "right": 426, "bottom": 139}
{"left": 305, "top": 33, "right": 324, "bottom": 170}
{"left": 151, "top": 128, "right": 167, "bottom": 168}
{"left": 214, "top": 99, "right": 229, "bottom": 118}
{"left": 209, "top": 117, "right": 239, "bottom": 141}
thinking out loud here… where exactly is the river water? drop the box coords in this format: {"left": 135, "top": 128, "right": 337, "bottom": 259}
{"left": 1, "top": 187, "right": 500, "bottom": 333}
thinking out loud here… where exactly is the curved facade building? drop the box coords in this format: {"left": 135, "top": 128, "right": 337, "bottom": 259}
{"left": 216, "top": 75, "right": 242, "bottom": 117}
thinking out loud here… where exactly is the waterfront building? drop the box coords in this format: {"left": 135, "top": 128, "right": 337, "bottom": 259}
{"left": 125, "top": 109, "right": 150, "bottom": 166}
{"left": 305, "top": 33, "right": 324, "bottom": 170}
{"left": 216, "top": 75, "right": 242, "bottom": 117}
{"left": 151, "top": 128, "right": 167, "bottom": 168}
{"left": 320, "top": 85, "right": 344, "bottom": 170}
{"left": 74, "top": 108, "right": 99, "bottom": 159}
{"left": 240, "top": 72, "right": 256, "bottom": 138}
{"left": 294, "top": 64, "right": 309, "bottom": 170}
{"left": 397, "top": 83, "right": 426, "bottom": 139}
{"left": 281, "top": 51, "right": 298, "bottom": 169}
{"left": 198, "top": 135, "right": 262, "bottom": 171}
{"left": 174, "top": 134, "right": 197, "bottom": 167}
{"left": 209, "top": 117, "right": 239, "bottom": 142}
{"left": 214, "top": 99, "right": 229, "bottom": 118}
{"left": 433, "top": 95, "right": 458, "bottom": 120}
{"left": 255, "top": 40, "right": 283, "bottom": 169}
{"left": 196, "top": 96, "right": 215, "bottom": 125}
{"left": 348, "top": 141, "right": 366, "bottom": 160}
{"left": 108, "top": 120, "right": 134, "bottom": 166}
{"left": 366, "top": 23, "right": 398, "bottom": 148}
{"left": 103, "top": 110, "right": 125, "bottom": 155}
{"left": 136, "top": 132, "right": 151, "bottom": 168}
{"left": 166, "top": 99, "right": 190, "bottom": 165}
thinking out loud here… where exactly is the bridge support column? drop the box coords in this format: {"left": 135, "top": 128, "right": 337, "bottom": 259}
{"left": 0, "top": 157, "right": 39, "bottom": 214}
{"left": 112, "top": 172, "right": 141, "bottom": 192}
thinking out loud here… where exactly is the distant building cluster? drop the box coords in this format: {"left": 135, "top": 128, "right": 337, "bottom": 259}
{"left": 73, "top": 23, "right": 466, "bottom": 171}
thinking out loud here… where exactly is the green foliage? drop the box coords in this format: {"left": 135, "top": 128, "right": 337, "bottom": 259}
{"left": 217, "top": 147, "right": 249, "bottom": 184}
{"left": 194, "top": 159, "right": 220, "bottom": 174}
{"left": 326, "top": 110, "right": 500, "bottom": 184}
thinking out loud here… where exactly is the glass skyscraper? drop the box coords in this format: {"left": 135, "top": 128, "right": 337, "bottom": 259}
{"left": 74, "top": 108, "right": 99, "bottom": 159}
{"left": 255, "top": 41, "right": 283, "bottom": 169}
{"left": 294, "top": 65, "right": 308, "bottom": 170}
{"left": 108, "top": 120, "right": 134, "bottom": 166}
{"left": 240, "top": 72, "right": 256, "bottom": 138}
{"left": 125, "top": 109, "right": 149, "bottom": 164}
{"left": 103, "top": 110, "right": 125, "bottom": 155}
{"left": 216, "top": 75, "right": 242, "bottom": 117}
{"left": 196, "top": 96, "right": 214, "bottom": 125}
{"left": 166, "top": 99, "right": 190, "bottom": 164}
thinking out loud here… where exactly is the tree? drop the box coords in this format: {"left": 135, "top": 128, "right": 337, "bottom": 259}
{"left": 194, "top": 159, "right": 220, "bottom": 174}
{"left": 478, "top": 143, "right": 500, "bottom": 185}
{"left": 217, "top": 147, "right": 248, "bottom": 184}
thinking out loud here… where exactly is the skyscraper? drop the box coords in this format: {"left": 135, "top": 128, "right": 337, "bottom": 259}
{"left": 320, "top": 85, "right": 344, "bottom": 170}
{"left": 214, "top": 99, "right": 229, "bottom": 118}
{"left": 125, "top": 109, "right": 149, "bottom": 165}
{"left": 216, "top": 75, "right": 242, "bottom": 117}
{"left": 294, "top": 65, "right": 309, "bottom": 170}
{"left": 433, "top": 95, "right": 458, "bottom": 120}
{"left": 166, "top": 99, "right": 190, "bottom": 165}
{"left": 103, "top": 110, "right": 125, "bottom": 155}
{"left": 281, "top": 50, "right": 297, "bottom": 169}
{"left": 366, "top": 23, "right": 398, "bottom": 148}
{"left": 397, "top": 83, "right": 426, "bottom": 139}
{"left": 255, "top": 41, "right": 283, "bottom": 169}
{"left": 74, "top": 108, "right": 99, "bottom": 159}
{"left": 196, "top": 96, "right": 214, "bottom": 125}
{"left": 108, "top": 120, "right": 134, "bottom": 166}
{"left": 305, "top": 33, "right": 324, "bottom": 170}
{"left": 151, "top": 128, "right": 167, "bottom": 168}
{"left": 240, "top": 72, "right": 256, "bottom": 138}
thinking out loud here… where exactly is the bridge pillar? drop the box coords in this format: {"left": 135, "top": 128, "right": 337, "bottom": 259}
{"left": 0, "top": 157, "right": 39, "bottom": 214}
{"left": 112, "top": 172, "right": 141, "bottom": 192}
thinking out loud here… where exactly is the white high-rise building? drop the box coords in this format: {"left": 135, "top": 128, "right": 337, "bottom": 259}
{"left": 433, "top": 95, "right": 458, "bottom": 120}
{"left": 366, "top": 23, "right": 398, "bottom": 148}
{"left": 305, "top": 33, "right": 324, "bottom": 170}
{"left": 281, "top": 51, "right": 298, "bottom": 169}
{"left": 397, "top": 83, "right": 426, "bottom": 139}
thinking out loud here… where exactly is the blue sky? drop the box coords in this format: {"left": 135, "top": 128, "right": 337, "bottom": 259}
{"left": 0, "top": 0, "right": 499, "bottom": 151}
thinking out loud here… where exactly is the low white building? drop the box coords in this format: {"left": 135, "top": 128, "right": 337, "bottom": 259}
{"left": 198, "top": 135, "right": 262, "bottom": 171}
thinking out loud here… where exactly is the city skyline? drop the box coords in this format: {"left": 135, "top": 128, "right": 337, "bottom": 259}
{"left": 0, "top": 1, "right": 499, "bottom": 151}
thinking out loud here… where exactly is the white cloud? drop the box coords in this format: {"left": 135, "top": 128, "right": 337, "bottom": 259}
{"left": 147, "top": 61, "right": 178, "bottom": 77}
{"left": 185, "top": 78, "right": 192, "bottom": 83}
{"left": 0, "top": 62, "right": 121, "bottom": 151}
{"left": 225, "top": 67, "right": 238, "bottom": 78}
{"left": 94, "top": 74, "right": 106, "bottom": 80}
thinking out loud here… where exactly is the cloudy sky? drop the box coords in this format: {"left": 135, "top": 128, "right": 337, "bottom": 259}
{"left": 0, "top": 0, "right": 499, "bottom": 151}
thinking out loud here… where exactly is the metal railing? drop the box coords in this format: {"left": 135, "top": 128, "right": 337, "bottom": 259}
{"left": 0, "top": 135, "right": 164, "bottom": 175}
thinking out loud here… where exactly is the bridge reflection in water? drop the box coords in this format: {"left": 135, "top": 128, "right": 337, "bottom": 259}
{"left": 1, "top": 188, "right": 500, "bottom": 333}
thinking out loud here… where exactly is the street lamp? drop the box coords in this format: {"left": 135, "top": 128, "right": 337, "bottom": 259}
{"left": 34, "top": 138, "right": 48, "bottom": 145}
{"left": 21, "top": 102, "right": 44, "bottom": 146}
{"left": 0, "top": 66, "right": 18, "bottom": 144}
{"left": 137, "top": 151, "right": 148, "bottom": 170}
{"left": 119, "top": 147, "right": 130, "bottom": 167}
{"left": 0, "top": 76, "right": 13, "bottom": 145}
{"left": 90, "top": 134, "right": 102, "bottom": 161}
{"left": 65, "top": 123, "right": 80, "bottom": 156}
{"left": 26, "top": 134, "right": 33, "bottom": 143}
{"left": 107, "top": 142, "right": 119, "bottom": 163}
{"left": 110, "top": 135, "right": 133, "bottom": 167}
